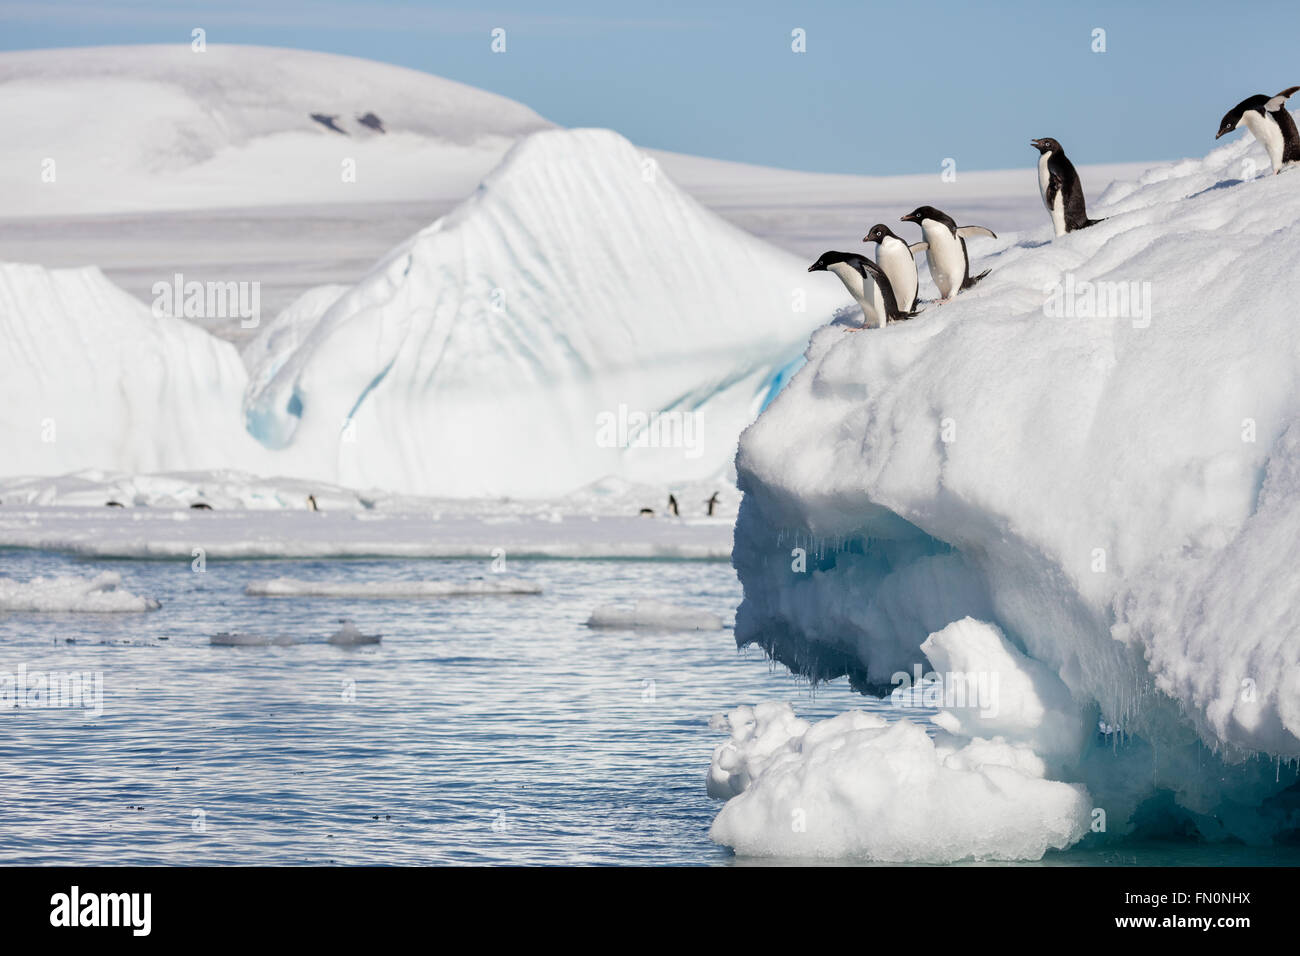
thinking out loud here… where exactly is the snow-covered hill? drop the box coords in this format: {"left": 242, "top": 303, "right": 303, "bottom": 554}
{"left": 0, "top": 44, "right": 553, "bottom": 215}
{"left": 716, "top": 125, "right": 1300, "bottom": 859}
{"left": 0, "top": 127, "right": 842, "bottom": 496}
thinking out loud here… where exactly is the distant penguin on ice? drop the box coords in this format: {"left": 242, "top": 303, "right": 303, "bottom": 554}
{"left": 1030, "top": 138, "right": 1103, "bottom": 236}
{"left": 1216, "top": 87, "right": 1300, "bottom": 175}
{"left": 898, "top": 206, "right": 996, "bottom": 302}
{"left": 862, "top": 224, "right": 925, "bottom": 313}
{"left": 807, "top": 251, "right": 916, "bottom": 328}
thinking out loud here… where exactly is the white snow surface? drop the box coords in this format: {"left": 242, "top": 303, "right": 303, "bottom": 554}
{"left": 0, "top": 571, "right": 160, "bottom": 612}
{"left": 585, "top": 599, "right": 726, "bottom": 631}
{"left": 0, "top": 45, "right": 553, "bottom": 216}
{"left": 728, "top": 125, "right": 1300, "bottom": 848}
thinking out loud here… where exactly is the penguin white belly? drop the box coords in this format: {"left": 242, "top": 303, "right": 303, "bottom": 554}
{"left": 1037, "top": 152, "right": 1053, "bottom": 209}
{"left": 1050, "top": 193, "right": 1066, "bottom": 237}
{"left": 876, "top": 239, "right": 917, "bottom": 312}
{"left": 827, "top": 261, "right": 884, "bottom": 328}
{"left": 1038, "top": 152, "right": 1067, "bottom": 236}
{"left": 921, "top": 224, "right": 965, "bottom": 300}
{"left": 1241, "top": 110, "right": 1285, "bottom": 173}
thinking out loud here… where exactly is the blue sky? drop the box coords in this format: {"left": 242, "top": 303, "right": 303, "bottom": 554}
{"left": 3, "top": 0, "right": 1299, "bottom": 174}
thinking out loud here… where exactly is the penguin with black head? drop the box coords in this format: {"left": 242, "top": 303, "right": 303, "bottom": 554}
{"left": 1216, "top": 87, "right": 1300, "bottom": 175}
{"left": 862, "top": 224, "right": 927, "bottom": 313}
{"left": 898, "top": 207, "right": 996, "bottom": 302}
{"left": 807, "top": 251, "right": 918, "bottom": 329}
{"left": 1030, "top": 138, "right": 1104, "bottom": 236}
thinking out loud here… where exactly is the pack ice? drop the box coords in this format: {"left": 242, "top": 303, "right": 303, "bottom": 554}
{"left": 0, "top": 129, "right": 841, "bottom": 497}
{"left": 716, "top": 129, "right": 1300, "bottom": 859}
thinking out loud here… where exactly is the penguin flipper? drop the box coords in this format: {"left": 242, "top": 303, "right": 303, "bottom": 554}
{"left": 956, "top": 225, "right": 997, "bottom": 240}
{"left": 1266, "top": 86, "right": 1300, "bottom": 111}
{"left": 961, "top": 268, "right": 991, "bottom": 291}
{"left": 908, "top": 241, "right": 929, "bottom": 254}
{"left": 1045, "top": 171, "right": 1063, "bottom": 207}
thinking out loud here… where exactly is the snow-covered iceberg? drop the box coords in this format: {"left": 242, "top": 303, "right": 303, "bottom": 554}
{"left": 241, "top": 127, "right": 843, "bottom": 496}
{"left": 0, "top": 263, "right": 265, "bottom": 477}
{"left": 721, "top": 127, "right": 1300, "bottom": 857}
{"left": 0, "top": 128, "right": 841, "bottom": 498}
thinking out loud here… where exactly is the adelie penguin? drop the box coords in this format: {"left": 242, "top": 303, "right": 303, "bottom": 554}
{"left": 898, "top": 207, "right": 996, "bottom": 302}
{"left": 1030, "top": 138, "right": 1103, "bottom": 236}
{"left": 862, "top": 224, "right": 926, "bottom": 313}
{"left": 1216, "top": 86, "right": 1300, "bottom": 175}
{"left": 807, "top": 251, "right": 917, "bottom": 329}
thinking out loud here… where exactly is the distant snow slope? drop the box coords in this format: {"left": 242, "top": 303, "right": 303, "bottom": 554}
{"left": 0, "top": 44, "right": 553, "bottom": 215}
{"left": 0, "top": 128, "right": 842, "bottom": 496}
{"left": 721, "top": 122, "right": 1300, "bottom": 855}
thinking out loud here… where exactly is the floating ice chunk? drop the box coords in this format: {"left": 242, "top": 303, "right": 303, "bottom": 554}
{"left": 707, "top": 704, "right": 1091, "bottom": 862}
{"left": 245, "top": 577, "right": 542, "bottom": 598}
{"left": 328, "top": 621, "right": 381, "bottom": 645}
{"left": 586, "top": 599, "right": 725, "bottom": 631}
{"left": 210, "top": 632, "right": 297, "bottom": 647}
{"left": 0, "top": 572, "right": 160, "bottom": 612}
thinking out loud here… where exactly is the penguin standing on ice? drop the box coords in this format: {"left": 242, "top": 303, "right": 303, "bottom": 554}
{"left": 898, "top": 206, "right": 996, "bottom": 302}
{"left": 862, "top": 224, "right": 926, "bottom": 313}
{"left": 807, "top": 251, "right": 916, "bottom": 328}
{"left": 1030, "top": 138, "right": 1103, "bottom": 236}
{"left": 1216, "top": 87, "right": 1300, "bottom": 175}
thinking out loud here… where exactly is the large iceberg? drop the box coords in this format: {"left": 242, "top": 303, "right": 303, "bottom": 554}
{"left": 719, "top": 127, "right": 1300, "bottom": 858}
{"left": 0, "top": 128, "right": 842, "bottom": 497}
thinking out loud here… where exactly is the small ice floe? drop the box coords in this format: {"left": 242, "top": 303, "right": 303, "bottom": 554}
{"left": 0, "top": 572, "right": 160, "bottom": 612}
{"left": 586, "top": 599, "right": 726, "bottom": 631}
{"left": 244, "top": 577, "right": 542, "bottom": 598}
{"left": 210, "top": 632, "right": 297, "bottom": 647}
{"left": 328, "top": 620, "right": 381, "bottom": 645}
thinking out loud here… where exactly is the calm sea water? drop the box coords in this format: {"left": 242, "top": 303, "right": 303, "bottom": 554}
{"left": 1, "top": 550, "right": 1296, "bottom": 867}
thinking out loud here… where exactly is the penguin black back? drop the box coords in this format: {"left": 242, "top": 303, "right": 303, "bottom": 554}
{"left": 809, "top": 251, "right": 913, "bottom": 322}
{"left": 1217, "top": 87, "right": 1300, "bottom": 169}
{"left": 1031, "top": 138, "right": 1103, "bottom": 232}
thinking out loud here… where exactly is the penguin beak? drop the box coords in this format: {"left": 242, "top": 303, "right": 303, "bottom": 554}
{"left": 807, "top": 264, "right": 817, "bottom": 272}
{"left": 899, "top": 215, "right": 915, "bottom": 224}
{"left": 1030, "top": 138, "right": 1044, "bottom": 150}
{"left": 1215, "top": 128, "right": 1227, "bottom": 140}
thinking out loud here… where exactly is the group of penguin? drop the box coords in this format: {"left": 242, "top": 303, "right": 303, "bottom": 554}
{"left": 809, "top": 86, "right": 1300, "bottom": 329}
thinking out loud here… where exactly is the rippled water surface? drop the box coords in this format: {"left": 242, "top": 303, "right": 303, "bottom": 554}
{"left": 3, "top": 550, "right": 1298, "bottom": 867}
{"left": 0, "top": 552, "right": 871, "bottom": 865}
